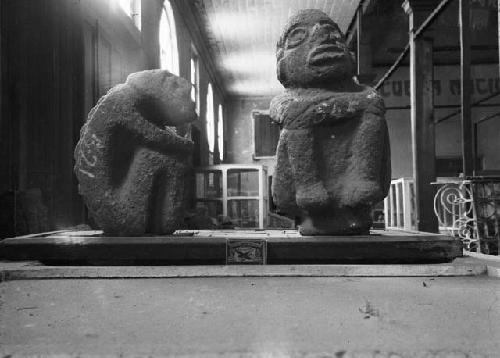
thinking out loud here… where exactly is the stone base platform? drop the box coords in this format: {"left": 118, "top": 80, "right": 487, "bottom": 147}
{"left": 0, "top": 229, "right": 462, "bottom": 265}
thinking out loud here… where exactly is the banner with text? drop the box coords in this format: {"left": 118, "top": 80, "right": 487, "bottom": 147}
{"left": 378, "top": 64, "right": 500, "bottom": 108}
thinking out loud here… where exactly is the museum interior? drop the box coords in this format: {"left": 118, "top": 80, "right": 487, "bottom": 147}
{"left": 1, "top": 0, "right": 499, "bottom": 253}
{"left": 0, "top": 1, "right": 500, "bottom": 355}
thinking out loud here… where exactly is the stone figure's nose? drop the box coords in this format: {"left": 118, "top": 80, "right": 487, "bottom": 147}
{"left": 311, "top": 23, "right": 340, "bottom": 44}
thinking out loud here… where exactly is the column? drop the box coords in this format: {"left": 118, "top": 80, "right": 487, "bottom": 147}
{"left": 403, "top": 0, "right": 439, "bottom": 232}
{"left": 460, "top": 0, "right": 474, "bottom": 175}
{"left": 356, "top": 5, "right": 375, "bottom": 84}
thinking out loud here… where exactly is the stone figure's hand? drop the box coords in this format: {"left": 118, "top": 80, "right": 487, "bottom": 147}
{"left": 163, "top": 126, "right": 194, "bottom": 153}
{"left": 313, "top": 102, "right": 332, "bottom": 123}
{"left": 312, "top": 99, "right": 360, "bottom": 124}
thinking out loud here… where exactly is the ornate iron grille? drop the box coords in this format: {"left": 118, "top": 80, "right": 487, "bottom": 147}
{"left": 433, "top": 177, "right": 500, "bottom": 255}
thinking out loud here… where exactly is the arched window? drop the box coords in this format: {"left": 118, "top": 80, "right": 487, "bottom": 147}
{"left": 191, "top": 50, "right": 200, "bottom": 115}
{"left": 218, "top": 104, "right": 224, "bottom": 161}
{"left": 206, "top": 84, "right": 215, "bottom": 153}
{"left": 159, "top": 1, "right": 179, "bottom": 75}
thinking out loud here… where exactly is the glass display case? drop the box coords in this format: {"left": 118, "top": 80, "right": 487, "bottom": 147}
{"left": 195, "top": 165, "right": 268, "bottom": 228}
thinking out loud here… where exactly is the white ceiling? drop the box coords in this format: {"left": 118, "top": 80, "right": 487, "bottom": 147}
{"left": 194, "top": 0, "right": 361, "bottom": 97}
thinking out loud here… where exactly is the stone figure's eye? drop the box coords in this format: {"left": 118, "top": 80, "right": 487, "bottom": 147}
{"left": 286, "top": 27, "right": 308, "bottom": 48}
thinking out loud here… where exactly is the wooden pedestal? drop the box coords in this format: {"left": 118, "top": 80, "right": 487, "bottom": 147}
{"left": 0, "top": 229, "right": 462, "bottom": 265}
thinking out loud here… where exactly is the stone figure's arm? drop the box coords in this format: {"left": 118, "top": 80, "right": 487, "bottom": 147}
{"left": 118, "top": 117, "right": 193, "bottom": 154}
{"left": 271, "top": 94, "right": 331, "bottom": 129}
{"left": 310, "top": 97, "right": 360, "bottom": 125}
{"left": 271, "top": 92, "right": 371, "bottom": 129}
{"left": 316, "top": 91, "right": 385, "bottom": 124}
{"left": 270, "top": 94, "right": 293, "bottom": 125}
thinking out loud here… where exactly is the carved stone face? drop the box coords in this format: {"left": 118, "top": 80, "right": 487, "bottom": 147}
{"left": 127, "top": 70, "right": 197, "bottom": 126}
{"left": 277, "top": 9, "right": 355, "bottom": 88}
{"left": 158, "top": 74, "right": 197, "bottom": 126}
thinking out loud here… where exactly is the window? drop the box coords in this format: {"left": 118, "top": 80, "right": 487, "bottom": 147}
{"left": 190, "top": 50, "right": 200, "bottom": 115}
{"left": 218, "top": 105, "right": 224, "bottom": 161}
{"left": 253, "top": 111, "right": 280, "bottom": 158}
{"left": 206, "top": 84, "right": 215, "bottom": 153}
{"left": 159, "top": 1, "right": 179, "bottom": 75}
{"left": 117, "top": 0, "right": 141, "bottom": 30}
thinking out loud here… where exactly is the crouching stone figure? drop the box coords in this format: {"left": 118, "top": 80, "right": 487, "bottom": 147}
{"left": 270, "top": 9, "right": 391, "bottom": 235}
{"left": 74, "top": 70, "right": 196, "bottom": 236}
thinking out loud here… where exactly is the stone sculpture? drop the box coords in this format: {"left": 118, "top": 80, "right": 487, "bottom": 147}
{"left": 270, "top": 9, "right": 391, "bottom": 235}
{"left": 74, "top": 70, "right": 196, "bottom": 236}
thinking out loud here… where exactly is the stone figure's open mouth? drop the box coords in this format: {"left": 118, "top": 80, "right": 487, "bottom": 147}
{"left": 308, "top": 44, "right": 345, "bottom": 66}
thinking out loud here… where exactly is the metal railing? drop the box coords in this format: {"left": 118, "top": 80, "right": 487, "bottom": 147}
{"left": 433, "top": 177, "right": 500, "bottom": 254}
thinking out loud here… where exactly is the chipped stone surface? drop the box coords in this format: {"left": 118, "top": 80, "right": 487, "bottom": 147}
{"left": 74, "top": 70, "right": 196, "bottom": 236}
{"left": 271, "top": 9, "right": 390, "bottom": 235}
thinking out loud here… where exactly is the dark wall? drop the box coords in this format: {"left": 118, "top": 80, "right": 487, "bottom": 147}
{"left": 1, "top": 0, "right": 86, "bottom": 231}
{"left": 225, "top": 96, "right": 277, "bottom": 175}
{"left": 0, "top": 0, "right": 225, "bottom": 236}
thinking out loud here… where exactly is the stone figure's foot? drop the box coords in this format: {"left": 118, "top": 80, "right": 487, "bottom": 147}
{"left": 298, "top": 210, "right": 372, "bottom": 236}
{"left": 338, "top": 179, "right": 381, "bottom": 208}
{"left": 296, "top": 182, "right": 331, "bottom": 211}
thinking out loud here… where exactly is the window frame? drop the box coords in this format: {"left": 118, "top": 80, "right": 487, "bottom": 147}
{"left": 218, "top": 104, "right": 224, "bottom": 162}
{"left": 206, "top": 83, "right": 215, "bottom": 154}
{"left": 190, "top": 47, "right": 200, "bottom": 116}
{"left": 159, "top": 1, "right": 179, "bottom": 75}
{"left": 252, "top": 110, "right": 280, "bottom": 159}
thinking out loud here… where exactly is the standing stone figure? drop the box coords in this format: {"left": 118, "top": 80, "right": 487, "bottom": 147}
{"left": 270, "top": 9, "right": 391, "bottom": 235}
{"left": 74, "top": 70, "right": 196, "bottom": 236}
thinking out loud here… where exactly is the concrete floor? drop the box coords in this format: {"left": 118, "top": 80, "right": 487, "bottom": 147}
{"left": 1, "top": 276, "right": 499, "bottom": 356}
